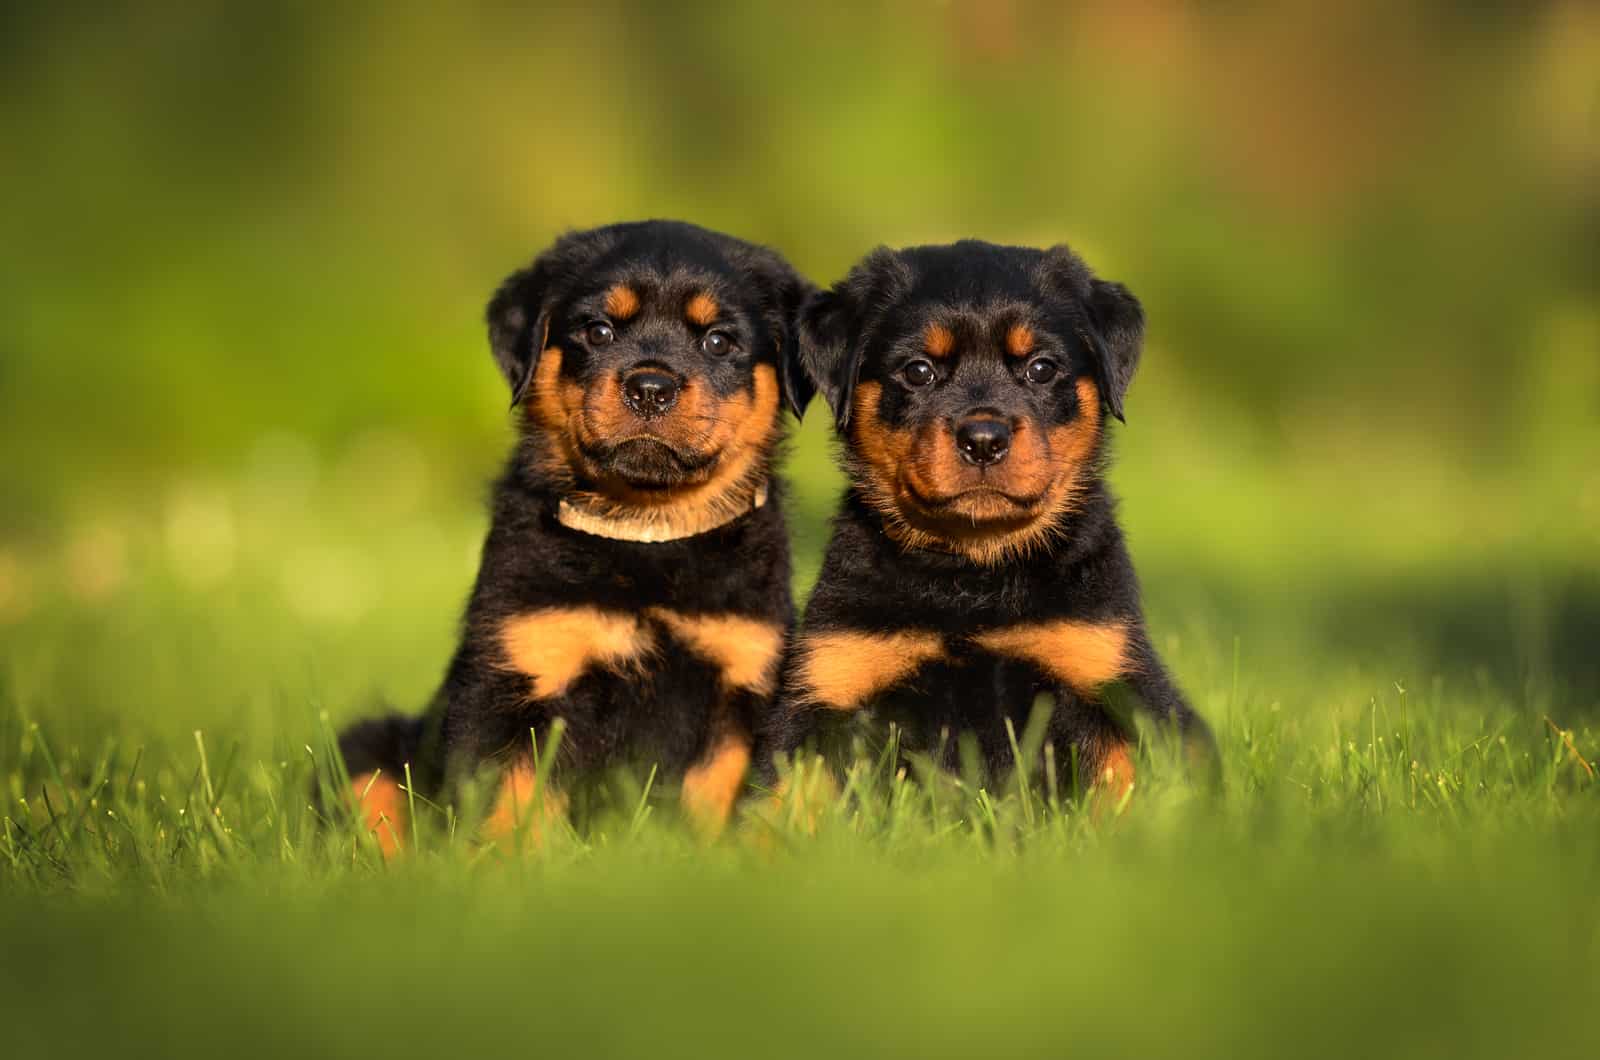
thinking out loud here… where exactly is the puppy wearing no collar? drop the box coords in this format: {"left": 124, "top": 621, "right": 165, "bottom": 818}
{"left": 765, "top": 240, "right": 1214, "bottom": 802}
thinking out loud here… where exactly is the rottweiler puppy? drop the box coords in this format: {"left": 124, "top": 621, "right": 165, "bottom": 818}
{"left": 766, "top": 240, "right": 1211, "bottom": 801}
{"left": 338, "top": 220, "right": 813, "bottom": 852}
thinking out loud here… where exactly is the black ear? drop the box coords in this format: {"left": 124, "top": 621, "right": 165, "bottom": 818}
{"left": 486, "top": 262, "right": 553, "bottom": 408}
{"left": 1036, "top": 245, "right": 1144, "bottom": 423}
{"left": 798, "top": 247, "right": 911, "bottom": 430}
{"left": 737, "top": 246, "right": 819, "bottom": 420}
{"left": 796, "top": 288, "right": 856, "bottom": 429}
{"left": 1083, "top": 279, "right": 1144, "bottom": 423}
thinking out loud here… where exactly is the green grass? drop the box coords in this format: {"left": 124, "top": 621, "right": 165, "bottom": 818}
{"left": 2, "top": 424, "right": 1597, "bottom": 1058}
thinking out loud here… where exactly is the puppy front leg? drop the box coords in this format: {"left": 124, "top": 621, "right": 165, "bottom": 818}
{"left": 482, "top": 755, "right": 567, "bottom": 849}
{"left": 681, "top": 705, "right": 754, "bottom": 838}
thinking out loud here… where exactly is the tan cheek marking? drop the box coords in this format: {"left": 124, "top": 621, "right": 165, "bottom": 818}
{"left": 974, "top": 619, "right": 1130, "bottom": 696}
{"left": 680, "top": 733, "right": 752, "bottom": 837}
{"left": 686, "top": 291, "right": 720, "bottom": 327}
{"left": 996, "top": 416, "right": 1052, "bottom": 493}
{"left": 850, "top": 381, "right": 912, "bottom": 492}
{"left": 1052, "top": 377, "right": 1103, "bottom": 464}
{"left": 604, "top": 284, "right": 640, "bottom": 320}
{"left": 577, "top": 370, "right": 633, "bottom": 445}
{"left": 903, "top": 418, "right": 966, "bottom": 500}
{"left": 349, "top": 771, "right": 407, "bottom": 859}
{"left": 529, "top": 347, "right": 571, "bottom": 429}
{"left": 923, "top": 322, "right": 955, "bottom": 358}
{"left": 649, "top": 609, "right": 784, "bottom": 695}
{"left": 1005, "top": 323, "right": 1035, "bottom": 358}
{"left": 497, "top": 608, "right": 653, "bottom": 700}
{"left": 794, "top": 629, "right": 946, "bottom": 711}
{"left": 483, "top": 760, "right": 566, "bottom": 844}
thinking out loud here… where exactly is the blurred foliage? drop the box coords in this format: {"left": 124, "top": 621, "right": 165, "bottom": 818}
{"left": 2, "top": 0, "right": 1596, "bottom": 687}
{"left": 3, "top": 2, "right": 1597, "bottom": 518}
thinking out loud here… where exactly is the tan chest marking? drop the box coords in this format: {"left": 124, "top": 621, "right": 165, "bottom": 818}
{"left": 648, "top": 609, "right": 783, "bottom": 695}
{"left": 680, "top": 732, "right": 752, "bottom": 837}
{"left": 496, "top": 607, "right": 654, "bottom": 700}
{"left": 794, "top": 629, "right": 946, "bottom": 711}
{"left": 973, "top": 619, "right": 1130, "bottom": 696}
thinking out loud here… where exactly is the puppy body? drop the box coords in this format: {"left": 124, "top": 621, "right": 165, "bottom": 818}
{"left": 340, "top": 221, "right": 811, "bottom": 846}
{"left": 768, "top": 241, "right": 1210, "bottom": 794}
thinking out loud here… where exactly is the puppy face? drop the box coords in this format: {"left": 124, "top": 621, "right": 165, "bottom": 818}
{"left": 487, "top": 222, "right": 811, "bottom": 511}
{"left": 799, "top": 241, "right": 1145, "bottom": 565}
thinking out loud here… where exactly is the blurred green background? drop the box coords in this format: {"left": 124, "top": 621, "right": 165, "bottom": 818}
{"left": 3, "top": 2, "right": 1595, "bottom": 717}
{"left": 1, "top": 5, "right": 1598, "bottom": 1056}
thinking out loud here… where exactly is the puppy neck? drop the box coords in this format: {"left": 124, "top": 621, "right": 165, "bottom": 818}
{"left": 555, "top": 478, "right": 770, "bottom": 543}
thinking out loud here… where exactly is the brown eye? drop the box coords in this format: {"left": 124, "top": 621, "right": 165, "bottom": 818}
{"left": 902, "top": 359, "right": 936, "bottom": 387}
{"left": 1024, "top": 357, "right": 1058, "bottom": 384}
{"left": 586, "top": 322, "right": 615, "bottom": 346}
{"left": 700, "top": 330, "right": 734, "bottom": 356}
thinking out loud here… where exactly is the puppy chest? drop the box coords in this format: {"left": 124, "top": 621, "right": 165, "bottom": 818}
{"left": 494, "top": 605, "right": 783, "bottom": 702}
{"left": 794, "top": 617, "right": 1131, "bottom": 714}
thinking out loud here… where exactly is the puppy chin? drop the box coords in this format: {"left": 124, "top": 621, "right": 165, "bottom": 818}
{"left": 939, "top": 489, "right": 1031, "bottom": 523}
{"left": 592, "top": 437, "right": 715, "bottom": 490}
{"left": 894, "top": 483, "right": 1052, "bottom": 540}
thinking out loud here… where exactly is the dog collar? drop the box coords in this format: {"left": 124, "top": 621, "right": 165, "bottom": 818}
{"left": 555, "top": 480, "right": 769, "bottom": 543}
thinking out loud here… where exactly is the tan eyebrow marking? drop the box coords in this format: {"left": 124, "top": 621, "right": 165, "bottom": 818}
{"left": 923, "top": 322, "right": 955, "bottom": 358}
{"left": 686, "top": 292, "right": 720, "bottom": 327}
{"left": 604, "top": 284, "right": 640, "bottom": 320}
{"left": 1005, "top": 323, "right": 1035, "bottom": 358}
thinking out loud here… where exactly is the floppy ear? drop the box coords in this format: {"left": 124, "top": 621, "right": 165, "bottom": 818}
{"left": 1083, "top": 279, "right": 1144, "bottom": 424}
{"left": 798, "top": 247, "right": 911, "bottom": 430}
{"left": 796, "top": 288, "right": 856, "bottom": 429}
{"left": 1037, "top": 245, "right": 1144, "bottom": 423}
{"left": 737, "top": 247, "right": 819, "bottom": 419}
{"left": 486, "top": 261, "right": 553, "bottom": 408}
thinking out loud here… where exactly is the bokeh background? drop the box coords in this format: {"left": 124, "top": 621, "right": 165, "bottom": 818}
{"left": 3, "top": 6, "right": 1599, "bottom": 1057}
{"left": 1, "top": 1, "right": 1596, "bottom": 754}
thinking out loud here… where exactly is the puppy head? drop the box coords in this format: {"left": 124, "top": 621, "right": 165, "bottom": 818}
{"left": 798, "top": 240, "right": 1145, "bottom": 565}
{"left": 487, "top": 221, "right": 812, "bottom": 510}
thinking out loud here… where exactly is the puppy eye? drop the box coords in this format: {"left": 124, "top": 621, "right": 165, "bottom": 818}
{"left": 700, "top": 330, "right": 736, "bottom": 357}
{"left": 1023, "top": 357, "right": 1058, "bottom": 385}
{"left": 901, "top": 360, "right": 936, "bottom": 388}
{"left": 586, "top": 322, "right": 616, "bottom": 346}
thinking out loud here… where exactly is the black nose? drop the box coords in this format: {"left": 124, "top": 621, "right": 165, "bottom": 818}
{"left": 622, "top": 370, "right": 680, "bottom": 417}
{"left": 955, "top": 418, "right": 1011, "bottom": 466}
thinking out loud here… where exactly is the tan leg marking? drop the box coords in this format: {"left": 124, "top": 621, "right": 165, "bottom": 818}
{"left": 482, "top": 760, "right": 566, "bottom": 845}
{"left": 497, "top": 607, "right": 653, "bottom": 700}
{"left": 649, "top": 609, "right": 783, "bottom": 695}
{"left": 349, "top": 770, "right": 407, "bottom": 858}
{"left": 974, "top": 619, "right": 1130, "bottom": 697}
{"left": 681, "top": 732, "right": 752, "bottom": 838}
{"left": 793, "top": 629, "right": 946, "bottom": 711}
{"left": 1089, "top": 740, "right": 1136, "bottom": 819}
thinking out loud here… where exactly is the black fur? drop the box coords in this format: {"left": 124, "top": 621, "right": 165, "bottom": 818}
{"left": 763, "top": 240, "right": 1213, "bottom": 792}
{"left": 339, "top": 220, "right": 812, "bottom": 821}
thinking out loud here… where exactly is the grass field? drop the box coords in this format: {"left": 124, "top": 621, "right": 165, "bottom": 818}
{"left": 3, "top": 412, "right": 1597, "bottom": 1059}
